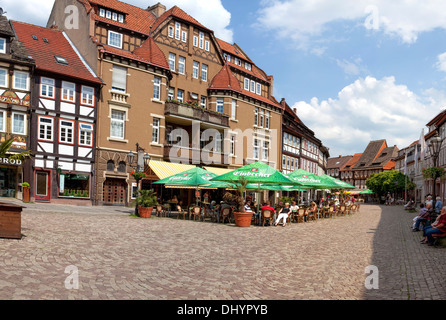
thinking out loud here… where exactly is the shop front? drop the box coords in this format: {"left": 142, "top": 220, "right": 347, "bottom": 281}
{"left": 0, "top": 157, "right": 24, "bottom": 200}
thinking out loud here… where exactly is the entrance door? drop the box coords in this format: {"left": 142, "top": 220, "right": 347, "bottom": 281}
{"left": 103, "top": 178, "right": 126, "bottom": 205}
{"left": 35, "top": 170, "right": 51, "bottom": 201}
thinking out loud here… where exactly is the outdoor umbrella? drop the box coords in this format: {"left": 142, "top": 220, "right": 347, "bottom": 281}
{"left": 153, "top": 167, "right": 233, "bottom": 205}
{"left": 286, "top": 169, "right": 333, "bottom": 190}
{"left": 359, "top": 189, "right": 374, "bottom": 194}
{"left": 210, "top": 161, "right": 297, "bottom": 213}
{"left": 319, "top": 174, "right": 356, "bottom": 189}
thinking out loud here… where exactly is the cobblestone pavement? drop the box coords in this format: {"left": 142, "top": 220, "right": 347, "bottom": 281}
{"left": 0, "top": 199, "right": 445, "bottom": 300}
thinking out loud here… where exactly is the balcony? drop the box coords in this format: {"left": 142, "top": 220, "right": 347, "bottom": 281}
{"left": 163, "top": 144, "right": 228, "bottom": 165}
{"left": 165, "top": 101, "right": 229, "bottom": 128}
{"left": 109, "top": 90, "right": 130, "bottom": 105}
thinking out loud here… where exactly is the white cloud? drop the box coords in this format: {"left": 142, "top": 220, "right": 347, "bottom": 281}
{"left": 1, "top": 0, "right": 233, "bottom": 42}
{"left": 436, "top": 52, "right": 446, "bottom": 72}
{"left": 336, "top": 58, "right": 366, "bottom": 76}
{"left": 256, "top": 0, "right": 446, "bottom": 50}
{"left": 292, "top": 76, "right": 446, "bottom": 156}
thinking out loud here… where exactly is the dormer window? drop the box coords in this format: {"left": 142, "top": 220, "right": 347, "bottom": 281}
{"left": 99, "top": 7, "right": 124, "bottom": 23}
{"left": 55, "top": 56, "right": 68, "bottom": 65}
{"left": 108, "top": 31, "right": 122, "bottom": 49}
{"left": 0, "top": 37, "right": 6, "bottom": 54}
{"left": 99, "top": 8, "right": 105, "bottom": 17}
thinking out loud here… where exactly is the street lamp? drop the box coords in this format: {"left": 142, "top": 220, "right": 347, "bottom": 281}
{"left": 428, "top": 134, "right": 442, "bottom": 208}
{"left": 127, "top": 143, "right": 151, "bottom": 215}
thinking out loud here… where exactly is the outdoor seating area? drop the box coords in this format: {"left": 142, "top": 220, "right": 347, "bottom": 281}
{"left": 138, "top": 161, "right": 363, "bottom": 227}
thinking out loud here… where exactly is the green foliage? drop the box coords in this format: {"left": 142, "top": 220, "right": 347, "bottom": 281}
{"left": 366, "top": 170, "right": 415, "bottom": 196}
{"left": 136, "top": 189, "right": 158, "bottom": 208}
{"left": 422, "top": 167, "right": 446, "bottom": 180}
{"left": 0, "top": 137, "right": 32, "bottom": 161}
{"left": 225, "top": 176, "right": 249, "bottom": 212}
{"left": 22, "top": 182, "right": 30, "bottom": 188}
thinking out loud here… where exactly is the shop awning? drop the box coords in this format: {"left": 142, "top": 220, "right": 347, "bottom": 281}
{"left": 148, "top": 160, "right": 196, "bottom": 180}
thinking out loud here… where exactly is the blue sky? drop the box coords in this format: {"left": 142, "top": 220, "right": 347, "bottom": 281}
{"left": 4, "top": 0, "right": 446, "bottom": 157}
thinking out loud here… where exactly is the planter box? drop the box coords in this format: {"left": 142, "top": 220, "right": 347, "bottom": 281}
{"left": 0, "top": 202, "right": 24, "bottom": 239}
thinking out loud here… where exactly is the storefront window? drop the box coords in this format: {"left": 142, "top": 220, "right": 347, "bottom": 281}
{"left": 0, "top": 167, "right": 17, "bottom": 197}
{"left": 59, "top": 173, "right": 90, "bottom": 198}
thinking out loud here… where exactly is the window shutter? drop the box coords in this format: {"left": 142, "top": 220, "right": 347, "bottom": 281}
{"left": 112, "top": 66, "right": 127, "bottom": 92}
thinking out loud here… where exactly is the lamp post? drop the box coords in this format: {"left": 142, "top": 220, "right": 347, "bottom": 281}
{"left": 428, "top": 135, "right": 442, "bottom": 209}
{"left": 127, "top": 143, "right": 151, "bottom": 215}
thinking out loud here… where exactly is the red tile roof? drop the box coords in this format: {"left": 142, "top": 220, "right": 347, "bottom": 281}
{"left": 12, "top": 21, "right": 101, "bottom": 84}
{"left": 130, "top": 37, "right": 169, "bottom": 70}
{"left": 151, "top": 5, "right": 211, "bottom": 34}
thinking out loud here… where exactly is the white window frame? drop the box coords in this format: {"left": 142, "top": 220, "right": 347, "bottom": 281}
{"left": 12, "top": 113, "right": 26, "bottom": 135}
{"left": 230, "top": 135, "right": 236, "bottom": 156}
{"left": 59, "top": 119, "right": 74, "bottom": 144}
{"left": 205, "top": 40, "right": 210, "bottom": 51}
{"left": 254, "top": 107, "right": 258, "bottom": 126}
{"left": 61, "top": 81, "right": 76, "bottom": 103}
{"left": 199, "top": 32, "right": 204, "bottom": 49}
{"left": 118, "top": 14, "right": 124, "bottom": 23}
{"left": 181, "top": 31, "right": 187, "bottom": 43}
{"left": 152, "top": 118, "right": 160, "bottom": 144}
{"left": 193, "top": 61, "right": 199, "bottom": 79}
{"left": 260, "top": 109, "right": 264, "bottom": 127}
{"left": 178, "top": 56, "right": 185, "bottom": 75}
{"left": 177, "top": 89, "right": 184, "bottom": 102}
{"left": 175, "top": 22, "right": 181, "bottom": 40}
{"left": 201, "top": 64, "right": 208, "bottom": 82}
{"left": 250, "top": 80, "right": 255, "bottom": 93}
{"left": 40, "top": 77, "right": 55, "bottom": 98}
{"left": 0, "top": 110, "right": 5, "bottom": 132}
{"left": 99, "top": 8, "right": 105, "bottom": 17}
{"left": 231, "top": 99, "right": 237, "bottom": 120}
{"left": 0, "top": 37, "right": 6, "bottom": 54}
{"left": 253, "top": 139, "right": 259, "bottom": 160}
{"left": 110, "top": 109, "right": 126, "bottom": 139}
{"left": 112, "top": 65, "right": 127, "bottom": 93}
{"left": 193, "top": 35, "right": 198, "bottom": 47}
{"left": 106, "top": 10, "right": 112, "bottom": 19}
{"left": 81, "top": 85, "right": 95, "bottom": 106}
{"left": 216, "top": 98, "right": 224, "bottom": 114}
{"left": 112, "top": 12, "right": 118, "bottom": 21}
{"left": 0, "top": 68, "right": 7, "bottom": 88}
{"left": 262, "top": 141, "right": 269, "bottom": 161}
{"left": 200, "top": 96, "right": 207, "bottom": 108}
{"left": 169, "top": 53, "right": 176, "bottom": 72}
{"left": 153, "top": 76, "right": 161, "bottom": 100}
{"left": 256, "top": 83, "right": 261, "bottom": 95}
{"left": 38, "top": 116, "right": 53, "bottom": 141}
{"left": 168, "top": 87, "right": 174, "bottom": 101}
{"left": 108, "top": 31, "right": 123, "bottom": 49}
{"left": 168, "top": 26, "right": 174, "bottom": 38}
{"left": 79, "top": 123, "right": 93, "bottom": 147}
{"left": 244, "top": 78, "right": 249, "bottom": 91}
{"left": 266, "top": 111, "right": 270, "bottom": 129}
{"left": 13, "top": 71, "right": 29, "bottom": 91}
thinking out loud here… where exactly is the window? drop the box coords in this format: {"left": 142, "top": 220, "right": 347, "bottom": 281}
{"left": 59, "top": 174, "right": 90, "bottom": 198}
{"left": 200, "top": 96, "right": 207, "bottom": 108}
{"left": 110, "top": 109, "right": 125, "bottom": 139}
{"left": 112, "top": 65, "right": 127, "bottom": 92}
{"left": 169, "top": 53, "right": 176, "bottom": 71}
{"left": 226, "top": 54, "right": 231, "bottom": 62}
{"left": 230, "top": 135, "right": 236, "bottom": 156}
{"left": 231, "top": 99, "right": 237, "bottom": 120}
{"left": 40, "top": 77, "right": 55, "bottom": 98}
{"left": 79, "top": 123, "right": 93, "bottom": 146}
{"left": 12, "top": 113, "right": 25, "bottom": 135}
{"left": 216, "top": 98, "right": 224, "bottom": 113}
{"left": 54, "top": 55, "right": 68, "bottom": 65}
{"left": 182, "top": 31, "right": 187, "bottom": 43}
{"left": 201, "top": 64, "right": 208, "bottom": 81}
{"left": 118, "top": 14, "right": 124, "bottom": 23}
{"left": 112, "top": 12, "right": 118, "bottom": 21}
{"left": 178, "top": 56, "right": 185, "bottom": 75}
{"left": 153, "top": 76, "right": 161, "bottom": 100}
{"left": 175, "top": 22, "right": 181, "bottom": 40}
{"left": 38, "top": 116, "right": 53, "bottom": 141}
{"left": 13, "top": 71, "right": 29, "bottom": 90}
{"left": 215, "top": 133, "right": 223, "bottom": 152}
{"left": 59, "top": 120, "right": 74, "bottom": 144}
{"left": 117, "top": 161, "right": 126, "bottom": 173}
{"left": 81, "top": 86, "right": 95, "bottom": 106}
{"left": 256, "top": 83, "right": 261, "bottom": 95}
{"left": 177, "top": 89, "right": 184, "bottom": 102}
{"left": 250, "top": 80, "right": 255, "bottom": 93}
{"left": 244, "top": 78, "right": 249, "bottom": 91}
{"left": 263, "top": 141, "right": 269, "bottom": 161}
{"left": 192, "top": 61, "right": 199, "bottom": 79}
{"left": 99, "top": 8, "right": 105, "bottom": 17}
{"left": 0, "top": 110, "right": 5, "bottom": 132}
{"left": 260, "top": 109, "right": 264, "bottom": 127}
{"left": 61, "top": 81, "right": 76, "bottom": 102}
{"left": 106, "top": 10, "right": 112, "bottom": 19}
{"left": 266, "top": 111, "right": 270, "bottom": 129}
{"left": 254, "top": 107, "right": 258, "bottom": 126}
{"left": 205, "top": 40, "right": 210, "bottom": 51}
{"left": 152, "top": 118, "right": 160, "bottom": 143}
{"left": 106, "top": 160, "right": 114, "bottom": 171}
{"left": 245, "top": 62, "right": 251, "bottom": 71}
{"left": 108, "top": 31, "right": 122, "bottom": 48}
{"left": 168, "top": 26, "right": 174, "bottom": 38}
{"left": 193, "top": 35, "right": 198, "bottom": 47}
{"left": 199, "top": 32, "right": 204, "bottom": 49}
{"left": 0, "top": 68, "right": 6, "bottom": 87}
{"left": 0, "top": 37, "right": 6, "bottom": 54}
{"left": 253, "top": 139, "right": 259, "bottom": 160}
{"left": 168, "top": 87, "right": 174, "bottom": 101}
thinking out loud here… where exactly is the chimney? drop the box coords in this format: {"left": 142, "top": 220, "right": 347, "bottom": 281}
{"left": 147, "top": 2, "right": 166, "bottom": 18}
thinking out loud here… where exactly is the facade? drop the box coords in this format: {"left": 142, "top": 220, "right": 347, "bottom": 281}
{"left": 327, "top": 155, "right": 353, "bottom": 180}
{"left": 12, "top": 21, "right": 102, "bottom": 204}
{"left": 339, "top": 153, "right": 362, "bottom": 187}
{"left": 47, "top": 0, "right": 288, "bottom": 206}
{"left": 0, "top": 15, "right": 35, "bottom": 200}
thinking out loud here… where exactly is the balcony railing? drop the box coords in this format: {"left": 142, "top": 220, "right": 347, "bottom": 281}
{"left": 109, "top": 90, "right": 129, "bottom": 104}
{"left": 165, "top": 101, "right": 229, "bottom": 127}
{"left": 163, "top": 144, "right": 228, "bottom": 165}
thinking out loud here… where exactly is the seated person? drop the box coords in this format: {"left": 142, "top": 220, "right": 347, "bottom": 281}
{"left": 420, "top": 207, "right": 446, "bottom": 245}
{"left": 404, "top": 198, "right": 415, "bottom": 209}
{"left": 413, "top": 203, "right": 430, "bottom": 231}
{"left": 275, "top": 202, "right": 290, "bottom": 227}
{"left": 305, "top": 201, "right": 318, "bottom": 221}
{"left": 261, "top": 201, "right": 275, "bottom": 225}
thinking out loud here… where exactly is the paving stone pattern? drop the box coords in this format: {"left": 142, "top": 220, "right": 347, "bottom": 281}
{"left": 0, "top": 200, "right": 445, "bottom": 300}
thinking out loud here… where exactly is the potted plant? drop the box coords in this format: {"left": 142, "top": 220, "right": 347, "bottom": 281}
{"left": 225, "top": 177, "right": 252, "bottom": 227}
{"left": 22, "top": 182, "right": 30, "bottom": 203}
{"left": 136, "top": 189, "right": 158, "bottom": 218}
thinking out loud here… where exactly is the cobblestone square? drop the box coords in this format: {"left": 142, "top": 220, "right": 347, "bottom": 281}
{"left": 0, "top": 200, "right": 445, "bottom": 300}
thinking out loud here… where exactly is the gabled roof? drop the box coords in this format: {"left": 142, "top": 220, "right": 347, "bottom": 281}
{"left": 12, "top": 21, "right": 101, "bottom": 85}
{"left": 342, "top": 153, "right": 363, "bottom": 171}
{"left": 0, "top": 16, "right": 34, "bottom": 64}
{"left": 151, "top": 5, "right": 211, "bottom": 34}
{"left": 367, "top": 146, "right": 398, "bottom": 169}
{"left": 132, "top": 36, "right": 169, "bottom": 70}
{"left": 353, "top": 139, "right": 387, "bottom": 169}
{"left": 327, "top": 155, "right": 353, "bottom": 170}
{"left": 209, "top": 64, "right": 241, "bottom": 93}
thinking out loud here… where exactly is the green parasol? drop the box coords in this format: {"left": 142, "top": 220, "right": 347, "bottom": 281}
{"left": 359, "top": 189, "right": 374, "bottom": 194}
{"left": 319, "top": 174, "right": 356, "bottom": 189}
{"left": 286, "top": 169, "right": 333, "bottom": 189}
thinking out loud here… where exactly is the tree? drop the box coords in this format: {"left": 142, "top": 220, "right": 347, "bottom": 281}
{"left": 366, "top": 170, "right": 415, "bottom": 197}
{"left": 0, "top": 137, "right": 32, "bottom": 161}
